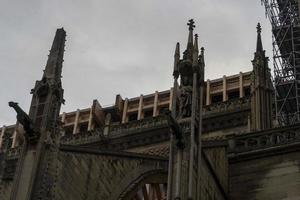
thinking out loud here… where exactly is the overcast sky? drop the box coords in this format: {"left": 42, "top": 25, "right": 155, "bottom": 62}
{"left": 0, "top": 0, "right": 272, "bottom": 125}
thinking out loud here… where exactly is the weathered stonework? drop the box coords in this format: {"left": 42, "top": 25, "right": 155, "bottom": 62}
{"left": 1, "top": 18, "right": 300, "bottom": 200}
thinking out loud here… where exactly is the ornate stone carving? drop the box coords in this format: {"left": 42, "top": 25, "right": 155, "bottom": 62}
{"left": 203, "top": 97, "right": 251, "bottom": 115}
{"left": 60, "top": 129, "right": 104, "bottom": 145}
{"left": 0, "top": 147, "right": 21, "bottom": 180}
{"left": 178, "top": 84, "right": 193, "bottom": 118}
{"left": 60, "top": 115, "right": 191, "bottom": 150}
{"left": 229, "top": 125, "right": 300, "bottom": 153}
{"left": 110, "top": 115, "right": 169, "bottom": 137}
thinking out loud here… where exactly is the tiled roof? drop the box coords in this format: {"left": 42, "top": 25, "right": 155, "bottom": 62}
{"left": 127, "top": 142, "right": 170, "bottom": 158}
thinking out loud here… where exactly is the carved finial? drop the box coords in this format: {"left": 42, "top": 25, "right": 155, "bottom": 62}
{"left": 193, "top": 34, "right": 199, "bottom": 57}
{"left": 186, "top": 19, "right": 195, "bottom": 59}
{"left": 257, "top": 23, "right": 262, "bottom": 34}
{"left": 194, "top": 34, "right": 199, "bottom": 49}
{"left": 187, "top": 19, "right": 195, "bottom": 31}
{"left": 175, "top": 42, "right": 180, "bottom": 56}
{"left": 201, "top": 47, "right": 205, "bottom": 55}
{"left": 192, "top": 34, "right": 199, "bottom": 68}
{"left": 173, "top": 42, "right": 180, "bottom": 78}
{"left": 200, "top": 47, "right": 205, "bottom": 64}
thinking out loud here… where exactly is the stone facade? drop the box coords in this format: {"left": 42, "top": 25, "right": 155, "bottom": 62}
{"left": 0, "top": 19, "right": 300, "bottom": 200}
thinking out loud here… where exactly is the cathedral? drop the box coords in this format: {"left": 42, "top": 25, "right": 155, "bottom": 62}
{"left": 1, "top": 4, "right": 300, "bottom": 200}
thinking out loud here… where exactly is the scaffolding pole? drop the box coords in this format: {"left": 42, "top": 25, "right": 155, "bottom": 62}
{"left": 262, "top": 0, "right": 300, "bottom": 125}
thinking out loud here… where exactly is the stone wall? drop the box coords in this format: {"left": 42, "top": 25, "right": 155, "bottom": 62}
{"left": 0, "top": 180, "right": 12, "bottom": 200}
{"left": 0, "top": 148, "right": 20, "bottom": 200}
{"left": 51, "top": 146, "right": 168, "bottom": 200}
{"left": 200, "top": 152, "right": 227, "bottom": 200}
{"left": 229, "top": 151, "right": 300, "bottom": 200}
{"left": 204, "top": 146, "right": 228, "bottom": 193}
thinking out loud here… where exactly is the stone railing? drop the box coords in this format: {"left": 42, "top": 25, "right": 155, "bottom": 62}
{"left": 60, "top": 115, "right": 171, "bottom": 146}
{"left": 228, "top": 124, "right": 300, "bottom": 153}
{"left": 109, "top": 115, "right": 169, "bottom": 137}
{"left": 60, "top": 129, "right": 104, "bottom": 145}
{"left": 203, "top": 97, "right": 250, "bottom": 116}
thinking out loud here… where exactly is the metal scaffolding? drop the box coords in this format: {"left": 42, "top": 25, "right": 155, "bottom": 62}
{"left": 262, "top": 0, "right": 300, "bottom": 125}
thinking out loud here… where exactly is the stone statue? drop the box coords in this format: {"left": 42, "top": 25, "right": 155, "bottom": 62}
{"left": 179, "top": 85, "right": 192, "bottom": 118}
{"left": 178, "top": 61, "right": 193, "bottom": 118}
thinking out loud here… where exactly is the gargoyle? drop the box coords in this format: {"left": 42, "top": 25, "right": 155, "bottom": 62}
{"left": 8, "top": 101, "right": 39, "bottom": 143}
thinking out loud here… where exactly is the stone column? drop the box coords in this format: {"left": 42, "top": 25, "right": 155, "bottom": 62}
{"left": 11, "top": 122, "right": 19, "bottom": 148}
{"left": 61, "top": 112, "right": 66, "bottom": 123}
{"left": 188, "top": 71, "right": 198, "bottom": 198}
{"left": 153, "top": 91, "right": 159, "bottom": 117}
{"left": 103, "top": 113, "right": 111, "bottom": 136}
{"left": 169, "top": 87, "right": 174, "bottom": 111}
{"left": 239, "top": 72, "right": 244, "bottom": 98}
{"left": 206, "top": 79, "right": 210, "bottom": 105}
{"left": 223, "top": 75, "right": 227, "bottom": 101}
{"left": 73, "top": 109, "right": 80, "bottom": 134}
{"left": 61, "top": 112, "right": 66, "bottom": 136}
{"left": 0, "top": 125, "right": 6, "bottom": 149}
{"left": 137, "top": 95, "right": 143, "bottom": 120}
{"left": 122, "top": 98, "right": 129, "bottom": 123}
{"left": 87, "top": 106, "right": 93, "bottom": 131}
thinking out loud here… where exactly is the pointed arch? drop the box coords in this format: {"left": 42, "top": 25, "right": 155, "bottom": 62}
{"left": 118, "top": 169, "right": 167, "bottom": 200}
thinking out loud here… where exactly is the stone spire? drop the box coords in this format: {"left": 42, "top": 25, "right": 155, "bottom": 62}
{"left": 184, "top": 19, "right": 195, "bottom": 60}
{"left": 256, "top": 23, "right": 263, "bottom": 53}
{"left": 44, "top": 28, "right": 66, "bottom": 81}
{"left": 199, "top": 47, "right": 205, "bottom": 82}
{"left": 187, "top": 19, "right": 195, "bottom": 46}
{"left": 9, "top": 28, "right": 67, "bottom": 200}
{"left": 173, "top": 42, "right": 180, "bottom": 78}
{"left": 250, "top": 23, "right": 273, "bottom": 131}
{"left": 192, "top": 34, "right": 199, "bottom": 68}
{"left": 29, "top": 28, "right": 66, "bottom": 126}
{"left": 200, "top": 47, "right": 205, "bottom": 67}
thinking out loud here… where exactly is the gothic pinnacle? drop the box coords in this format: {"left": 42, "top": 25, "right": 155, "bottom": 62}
{"left": 186, "top": 19, "right": 195, "bottom": 55}
{"left": 44, "top": 28, "right": 66, "bottom": 81}
{"left": 201, "top": 47, "right": 205, "bottom": 55}
{"left": 192, "top": 34, "right": 199, "bottom": 68}
{"left": 194, "top": 34, "right": 199, "bottom": 51}
{"left": 256, "top": 23, "right": 263, "bottom": 53}
{"left": 200, "top": 47, "right": 205, "bottom": 65}
{"left": 257, "top": 23, "right": 262, "bottom": 33}
{"left": 173, "top": 42, "right": 180, "bottom": 78}
{"left": 187, "top": 19, "right": 195, "bottom": 31}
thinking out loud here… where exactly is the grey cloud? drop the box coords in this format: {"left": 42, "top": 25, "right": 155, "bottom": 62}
{"left": 0, "top": 0, "right": 272, "bottom": 125}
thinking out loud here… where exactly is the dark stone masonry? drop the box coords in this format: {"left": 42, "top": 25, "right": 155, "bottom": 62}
{"left": 1, "top": 3, "right": 300, "bottom": 199}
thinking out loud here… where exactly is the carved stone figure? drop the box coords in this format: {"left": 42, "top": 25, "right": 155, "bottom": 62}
{"left": 178, "top": 85, "right": 193, "bottom": 118}
{"left": 178, "top": 60, "right": 193, "bottom": 118}
{"left": 8, "top": 101, "right": 39, "bottom": 143}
